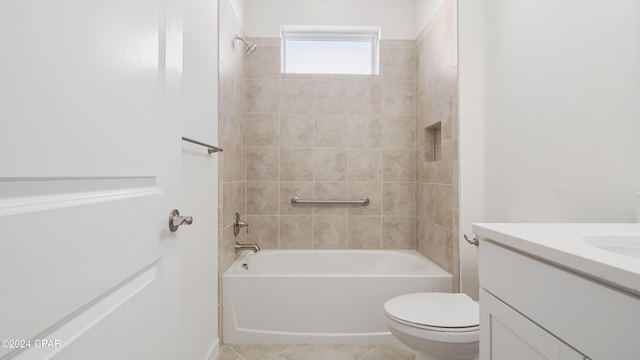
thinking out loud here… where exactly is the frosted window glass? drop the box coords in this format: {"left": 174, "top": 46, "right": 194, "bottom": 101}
{"left": 284, "top": 40, "right": 374, "bottom": 75}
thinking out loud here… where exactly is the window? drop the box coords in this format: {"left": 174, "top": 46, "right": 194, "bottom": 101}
{"left": 281, "top": 26, "right": 380, "bottom": 75}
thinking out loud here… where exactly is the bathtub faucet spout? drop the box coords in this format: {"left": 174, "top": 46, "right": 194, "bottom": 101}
{"left": 235, "top": 241, "right": 260, "bottom": 253}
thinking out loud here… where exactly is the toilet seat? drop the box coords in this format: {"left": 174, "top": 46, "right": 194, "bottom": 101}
{"left": 386, "top": 314, "right": 478, "bottom": 333}
{"left": 384, "top": 293, "right": 479, "bottom": 332}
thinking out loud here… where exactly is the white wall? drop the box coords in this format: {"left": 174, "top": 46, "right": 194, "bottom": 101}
{"left": 181, "top": 0, "right": 220, "bottom": 357}
{"left": 459, "top": 0, "right": 640, "bottom": 298}
{"left": 415, "top": 0, "right": 445, "bottom": 36}
{"left": 483, "top": 0, "right": 640, "bottom": 223}
{"left": 458, "top": 0, "right": 483, "bottom": 299}
{"left": 243, "top": 0, "right": 416, "bottom": 39}
{"left": 228, "top": 0, "right": 245, "bottom": 28}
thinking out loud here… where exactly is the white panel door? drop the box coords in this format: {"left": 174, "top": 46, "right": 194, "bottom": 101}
{"left": 0, "top": 0, "right": 183, "bottom": 359}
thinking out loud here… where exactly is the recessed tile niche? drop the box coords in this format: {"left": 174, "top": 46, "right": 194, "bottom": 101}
{"left": 425, "top": 122, "right": 442, "bottom": 162}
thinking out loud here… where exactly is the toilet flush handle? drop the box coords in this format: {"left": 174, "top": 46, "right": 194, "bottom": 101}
{"left": 464, "top": 234, "right": 479, "bottom": 246}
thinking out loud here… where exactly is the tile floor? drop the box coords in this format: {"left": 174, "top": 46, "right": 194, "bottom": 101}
{"left": 219, "top": 343, "right": 415, "bottom": 360}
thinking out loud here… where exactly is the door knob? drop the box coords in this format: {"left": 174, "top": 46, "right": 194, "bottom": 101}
{"left": 169, "top": 209, "right": 193, "bottom": 232}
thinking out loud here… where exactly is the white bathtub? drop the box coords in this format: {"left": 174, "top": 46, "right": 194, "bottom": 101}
{"left": 222, "top": 250, "right": 452, "bottom": 344}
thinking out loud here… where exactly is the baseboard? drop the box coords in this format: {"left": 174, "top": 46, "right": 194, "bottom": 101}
{"left": 204, "top": 337, "right": 220, "bottom": 360}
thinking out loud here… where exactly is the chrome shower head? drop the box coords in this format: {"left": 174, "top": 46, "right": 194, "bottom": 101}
{"left": 235, "top": 35, "right": 257, "bottom": 54}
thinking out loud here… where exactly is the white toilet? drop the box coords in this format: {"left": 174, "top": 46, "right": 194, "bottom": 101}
{"left": 384, "top": 292, "right": 479, "bottom": 360}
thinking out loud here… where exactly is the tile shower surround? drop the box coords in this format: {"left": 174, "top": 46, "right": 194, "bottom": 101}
{"left": 219, "top": 0, "right": 248, "bottom": 279}
{"left": 414, "top": 0, "right": 459, "bottom": 290}
{"left": 220, "top": 0, "right": 458, "bottom": 289}
{"left": 243, "top": 39, "right": 418, "bottom": 252}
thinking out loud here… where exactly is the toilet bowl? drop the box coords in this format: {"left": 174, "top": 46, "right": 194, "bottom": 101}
{"left": 384, "top": 293, "right": 479, "bottom": 360}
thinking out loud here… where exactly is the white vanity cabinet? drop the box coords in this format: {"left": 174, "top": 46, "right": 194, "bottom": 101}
{"left": 474, "top": 224, "right": 640, "bottom": 360}
{"left": 480, "top": 289, "right": 586, "bottom": 360}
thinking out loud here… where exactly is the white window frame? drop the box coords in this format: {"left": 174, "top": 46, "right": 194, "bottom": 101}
{"left": 281, "top": 25, "right": 381, "bottom": 75}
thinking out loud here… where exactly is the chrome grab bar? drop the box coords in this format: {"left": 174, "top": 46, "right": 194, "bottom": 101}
{"left": 181, "top": 136, "right": 223, "bottom": 154}
{"left": 290, "top": 196, "right": 370, "bottom": 206}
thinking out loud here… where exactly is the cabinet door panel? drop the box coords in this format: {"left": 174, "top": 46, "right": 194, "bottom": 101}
{"left": 490, "top": 317, "right": 548, "bottom": 360}
{"left": 481, "top": 289, "right": 583, "bottom": 360}
{"left": 559, "top": 344, "right": 587, "bottom": 360}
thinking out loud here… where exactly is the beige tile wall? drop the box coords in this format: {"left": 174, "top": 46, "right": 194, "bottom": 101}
{"left": 415, "top": 0, "right": 460, "bottom": 291}
{"left": 243, "top": 38, "right": 417, "bottom": 251}
{"left": 219, "top": 0, "right": 247, "bottom": 275}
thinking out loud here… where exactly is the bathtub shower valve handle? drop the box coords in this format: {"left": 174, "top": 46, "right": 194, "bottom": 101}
{"left": 169, "top": 209, "right": 193, "bottom": 232}
{"left": 233, "top": 212, "right": 250, "bottom": 236}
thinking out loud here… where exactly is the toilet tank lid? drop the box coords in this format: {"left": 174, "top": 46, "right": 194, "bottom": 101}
{"left": 384, "top": 293, "right": 479, "bottom": 329}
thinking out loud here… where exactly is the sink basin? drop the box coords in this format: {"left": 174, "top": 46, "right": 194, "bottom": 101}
{"left": 583, "top": 235, "right": 640, "bottom": 260}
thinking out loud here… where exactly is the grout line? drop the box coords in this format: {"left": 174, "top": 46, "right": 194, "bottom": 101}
{"left": 311, "top": 76, "right": 316, "bottom": 250}
{"left": 277, "top": 70, "right": 282, "bottom": 250}
{"left": 357, "top": 344, "right": 379, "bottom": 360}
{"left": 265, "top": 344, "right": 294, "bottom": 360}
{"left": 379, "top": 72, "right": 385, "bottom": 251}
{"left": 225, "top": 345, "right": 248, "bottom": 360}
{"left": 314, "top": 344, "right": 340, "bottom": 360}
